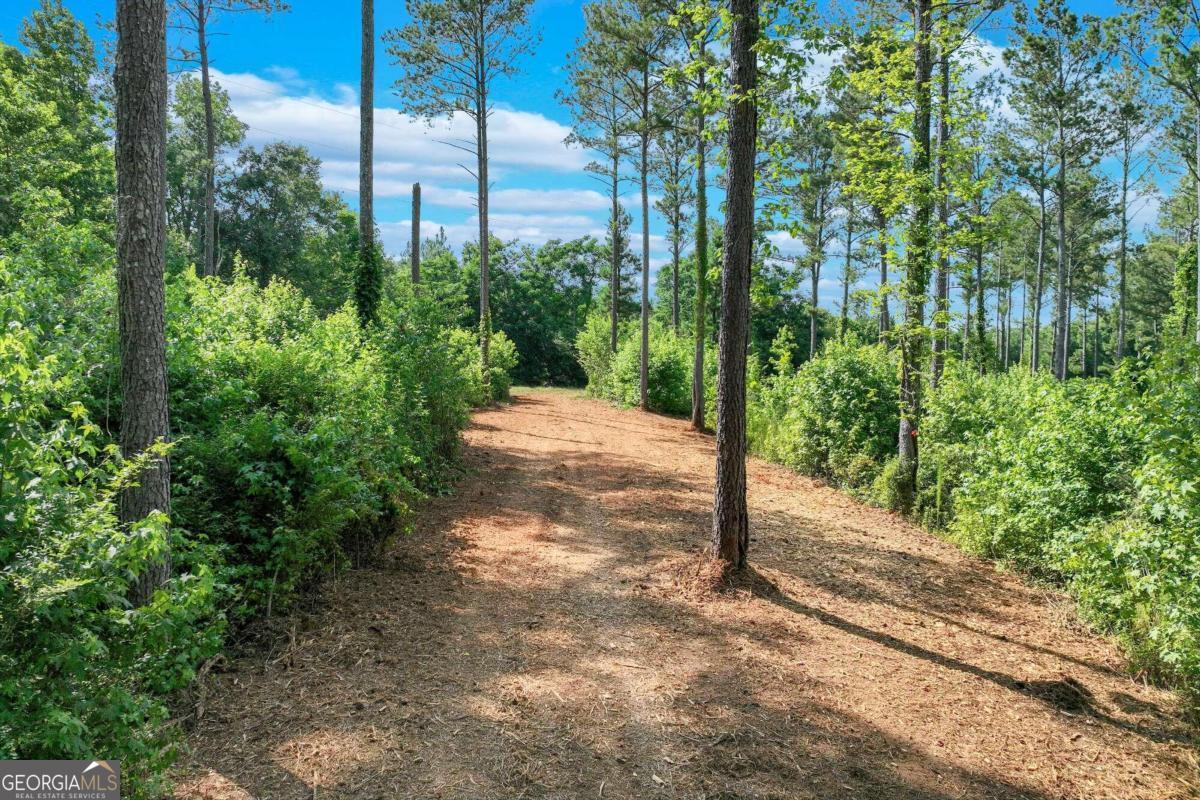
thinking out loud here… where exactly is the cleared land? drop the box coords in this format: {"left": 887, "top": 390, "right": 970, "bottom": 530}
{"left": 177, "top": 389, "right": 1198, "bottom": 799}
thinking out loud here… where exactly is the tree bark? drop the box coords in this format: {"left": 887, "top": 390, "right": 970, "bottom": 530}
{"left": 478, "top": 100, "right": 491, "bottom": 388}
{"left": 639, "top": 71, "right": 650, "bottom": 410}
{"left": 411, "top": 182, "right": 421, "bottom": 283}
{"left": 1117, "top": 137, "right": 1128, "bottom": 359}
{"left": 1032, "top": 177, "right": 1046, "bottom": 373}
{"left": 875, "top": 207, "right": 890, "bottom": 338}
{"left": 1054, "top": 137, "right": 1069, "bottom": 379}
{"left": 198, "top": 0, "right": 216, "bottom": 277}
{"left": 691, "top": 50, "right": 709, "bottom": 431}
{"left": 712, "top": 0, "right": 757, "bottom": 571}
{"left": 840, "top": 203, "right": 852, "bottom": 342}
{"left": 931, "top": 47, "right": 949, "bottom": 389}
{"left": 610, "top": 155, "right": 620, "bottom": 353}
{"left": 671, "top": 217, "right": 681, "bottom": 331}
{"left": 360, "top": 0, "right": 375, "bottom": 304}
{"left": 809, "top": 197, "right": 823, "bottom": 360}
{"left": 1195, "top": 108, "right": 1199, "bottom": 345}
{"left": 897, "top": 0, "right": 933, "bottom": 508}
{"left": 116, "top": 0, "right": 171, "bottom": 604}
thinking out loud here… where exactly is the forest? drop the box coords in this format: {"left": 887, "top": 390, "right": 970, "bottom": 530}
{"left": 4, "top": 0, "right": 1200, "bottom": 797}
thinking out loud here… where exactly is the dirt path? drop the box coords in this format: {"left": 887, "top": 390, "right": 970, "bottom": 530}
{"left": 177, "top": 389, "right": 1198, "bottom": 800}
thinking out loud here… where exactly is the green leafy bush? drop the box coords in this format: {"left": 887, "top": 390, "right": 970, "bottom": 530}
{"left": 749, "top": 336, "right": 898, "bottom": 489}
{"left": 0, "top": 264, "right": 220, "bottom": 796}
{"left": 944, "top": 372, "right": 1138, "bottom": 573}
{"left": 611, "top": 323, "right": 692, "bottom": 415}
{"left": 1057, "top": 341, "right": 1200, "bottom": 688}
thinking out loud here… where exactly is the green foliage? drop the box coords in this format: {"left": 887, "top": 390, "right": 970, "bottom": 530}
{"left": 576, "top": 314, "right": 694, "bottom": 415}
{"left": 1058, "top": 339, "right": 1200, "bottom": 689}
{"left": 942, "top": 372, "right": 1138, "bottom": 573}
{"left": 0, "top": 263, "right": 221, "bottom": 795}
{"left": 749, "top": 337, "right": 898, "bottom": 490}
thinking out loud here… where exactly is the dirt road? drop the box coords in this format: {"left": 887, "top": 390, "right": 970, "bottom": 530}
{"left": 177, "top": 389, "right": 1197, "bottom": 799}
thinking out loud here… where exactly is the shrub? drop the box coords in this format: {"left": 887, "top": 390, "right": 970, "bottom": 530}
{"left": 611, "top": 322, "right": 692, "bottom": 415}
{"left": 576, "top": 312, "right": 617, "bottom": 400}
{"left": 1057, "top": 341, "right": 1200, "bottom": 689}
{"left": 0, "top": 264, "right": 220, "bottom": 796}
{"left": 945, "top": 373, "right": 1138, "bottom": 574}
{"left": 749, "top": 336, "right": 898, "bottom": 489}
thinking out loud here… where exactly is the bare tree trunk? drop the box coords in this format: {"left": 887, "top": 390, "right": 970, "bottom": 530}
{"left": 931, "top": 48, "right": 949, "bottom": 389}
{"left": 478, "top": 107, "right": 491, "bottom": 389}
{"left": 896, "top": 0, "right": 933, "bottom": 509}
{"left": 840, "top": 204, "right": 852, "bottom": 342}
{"left": 671, "top": 217, "right": 680, "bottom": 331}
{"left": 411, "top": 182, "right": 421, "bottom": 283}
{"left": 1004, "top": 265, "right": 1013, "bottom": 370}
{"left": 875, "top": 207, "right": 890, "bottom": 338}
{"left": 117, "top": 0, "right": 171, "bottom": 604}
{"left": 712, "top": 0, "right": 757, "bottom": 571}
{"left": 974, "top": 231, "right": 985, "bottom": 369}
{"left": 640, "top": 74, "right": 650, "bottom": 410}
{"left": 1054, "top": 141, "right": 1069, "bottom": 379}
{"left": 359, "top": 0, "right": 375, "bottom": 309}
{"left": 1019, "top": 258, "right": 1027, "bottom": 366}
{"left": 1117, "top": 139, "right": 1128, "bottom": 359}
{"left": 198, "top": 1, "right": 216, "bottom": 277}
{"left": 1195, "top": 109, "right": 1199, "bottom": 345}
{"left": 610, "top": 157, "right": 620, "bottom": 353}
{"left": 691, "top": 58, "right": 709, "bottom": 431}
{"left": 1032, "top": 180, "right": 1046, "bottom": 373}
{"left": 809, "top": 200, "right": 822, "bottom": 359}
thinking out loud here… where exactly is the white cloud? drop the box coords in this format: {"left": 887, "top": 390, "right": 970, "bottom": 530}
{"left": 207, "top": 67, "right": 588, "bottom": 178}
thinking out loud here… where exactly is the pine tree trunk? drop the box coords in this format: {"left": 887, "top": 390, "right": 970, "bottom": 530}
{"left": 1032, "top": 180, "right": 1046, "bottom": 373}
{"left": 809, "top": 203, "right": 821, "bottom": 359}
{"left": 198, "top": 1, "right": 216, "bottom": 277}
{"left": 671, "top": 221, "right": 681, "bottom": 332}
{"left": 712, "top": 0, "right": 757, "bottom": 571}
{"left": 359, "top": 0, "right": 375, "bottom": 317}
{"left": 411, "top": 182, "right": 421, "bottom": 283}
{"left": 1054, "top": 142, "right": 1069, "bottom": 379}
{"left": 931, "top": 48, "right": 949, "bottom": 389}
{"left": 478, "top": 107, "right": 491, "bottom": 389}
{"left": 691, "top": 61, "right": 709, "bottom": 431}
{"left": 1117, "top": 140, "right": 1128, "bottom": 359}
{"left": 640, "top": 78, "right": 650, "bottom": 410}
{"left": 896, "top": 0, "right": 933, "bottom": 509}
{"left": 875, "top": 207, "right": 890, "bottom": 338}
{"left": 116, "top": 0, "right": 171, "bottom": 604}
{"left": 840, "top": 206, "right": 852, "bottom": 342}
{"left": 610, "top": 157, "right": 620, "bottom": 353}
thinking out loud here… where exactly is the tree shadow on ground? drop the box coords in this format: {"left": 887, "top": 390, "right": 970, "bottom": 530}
{"left": 174, "top": 392, "right": 1196, "bottom": 800}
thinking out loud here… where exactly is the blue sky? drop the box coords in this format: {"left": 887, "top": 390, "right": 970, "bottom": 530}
{"left": 0, "top": 0, "right": 1168, "bottom": 313}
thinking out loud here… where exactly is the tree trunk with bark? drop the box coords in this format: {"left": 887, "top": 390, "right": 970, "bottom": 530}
{"left": 1031, "top": 180, "right": 1046, "bottom": 373}
{"left": 610, "top": 158, "right": 620, "bottom": 353}
{"left": 1054, "top": 141, "right": 1069, "bottom": 379}
{"left": 639, "top": 73, "right": 650, "bottom": 410}
{"left": 411, "top": 182, "right": 421, "bottom": 283}
{"left": 931, "top": 49, "right": 950, "bottom": 389}
{"left": 712, "top": 0, "right": 757, "bottom": 571}
{"left": 896, "top": 0, "right": 933, "bottom": 509}
{"left": 116, "top": 0, "right": 171, "bottom": 604}
{"left": 198, "top": 1, "right": 216, "bottom": 277}
{"left": 691, "top": 39, "right": 709, "bottom": 431}
{"left": 360, "top": 0, "right": 375, "bottom": 308}
{"left": 671, "top": 219, "right": 681, "bottom": 331}
{"left": 478, "top": 106, "right": 491, "bottom": 389}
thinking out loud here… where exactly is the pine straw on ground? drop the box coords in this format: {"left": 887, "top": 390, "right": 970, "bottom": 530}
{"left": 175, "top": 389, "right": 1199, "bottom": 800}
